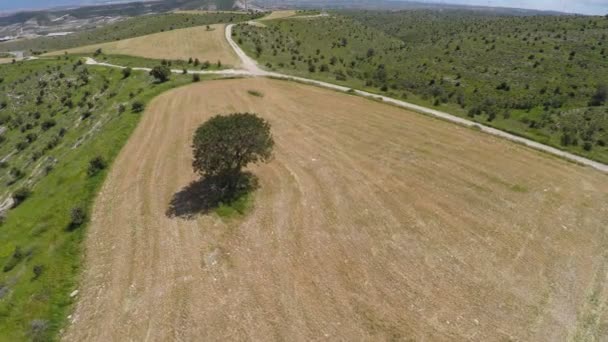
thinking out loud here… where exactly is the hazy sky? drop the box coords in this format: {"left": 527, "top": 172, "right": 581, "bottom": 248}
{"left": 422, "top": 0, "right": 608, "bottom": 15}
{"left": 0, "top": 0, "right": 607, "bottom": 15}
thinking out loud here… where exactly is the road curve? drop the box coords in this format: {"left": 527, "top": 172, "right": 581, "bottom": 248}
{"left": 82, "top": 24, "right": 608, "bottom": 174}
{"left": 224, "top": 24, "right": 608, "bottom": 174}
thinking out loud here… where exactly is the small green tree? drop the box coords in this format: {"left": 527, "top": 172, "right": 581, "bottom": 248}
{"left": 192, "top": 113, "right": 274, "bottom": 195}
{"left": 149, "top": 65, "right": 171, "bottom": 83}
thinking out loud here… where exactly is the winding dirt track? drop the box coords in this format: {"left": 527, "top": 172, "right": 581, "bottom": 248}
{"left": 64, "top": 78, "right": 608, "bottom": 341}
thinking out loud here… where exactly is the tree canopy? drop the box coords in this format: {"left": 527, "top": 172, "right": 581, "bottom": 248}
{"left": 149, "top": 65, "right": 171, "bottom": 83}
{"left": 192, "top": 113, "right": 274, "bottom": 186}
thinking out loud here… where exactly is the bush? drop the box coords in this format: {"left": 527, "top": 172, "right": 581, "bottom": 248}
{"left": 192, "top": 74, "right": 200, "bottom": 82}
{"left": 68, "top": 206, "right": 86, "bottom": 230}
{"left": 589, "top": 84, "right": 607, "bottom": 106}
{"left": 3, "top": 246, "right": 23, "bottom": 272}
{"left": 12, "top": 187, "right": 32, "bottom": 207}
{"left": 87, "top": 156, "right": 106, "bottom": 177}
{"left": 32, "top": 265, "right": 44, "bottom": 280}
{"left": 41, "top": 119, "right": 56, "bottom": 131}
{"left": 122, "top": 67, "right": 132, "bottom": 79}
{"left": 131, "top": 101, "right": 145, "bottom": 113}
{"left": 149, "top": 65, "right": 171, "bottom": 83}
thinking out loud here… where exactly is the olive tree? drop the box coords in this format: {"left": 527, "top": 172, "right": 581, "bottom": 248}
{"left": 192, "top": 113, "right": 274, "bottom": 196}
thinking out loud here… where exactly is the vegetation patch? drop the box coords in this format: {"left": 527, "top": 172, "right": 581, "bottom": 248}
{"left": 233, "top": 11, "right": 608, "bottom": 163}
{"left": 247, "top": 89, "right": 264, "bottom": 97}
{"left": 0, "top": 57, "right": 194, "bottom": 340}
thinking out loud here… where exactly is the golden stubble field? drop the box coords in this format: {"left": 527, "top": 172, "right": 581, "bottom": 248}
{"left": 47, "top": 24, "right": 240, "bottom": 66}
{"left": 64, "top": 78, "right": 608, "bottom": 341}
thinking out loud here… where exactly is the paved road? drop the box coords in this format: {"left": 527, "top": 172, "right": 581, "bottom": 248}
{"left": 86, "top": 24, "right": 608, "bottom": 174}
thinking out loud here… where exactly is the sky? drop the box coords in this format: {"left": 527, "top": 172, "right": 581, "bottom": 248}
{"left": 421, "top": 0, "right": 608, "bottom": 15}
{"left": 0, "top": 0, "right": 607, "bottom": 15}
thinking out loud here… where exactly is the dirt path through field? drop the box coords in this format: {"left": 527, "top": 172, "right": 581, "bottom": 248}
{"left": 64, "top": 78, "right": 608, "bottom": 341}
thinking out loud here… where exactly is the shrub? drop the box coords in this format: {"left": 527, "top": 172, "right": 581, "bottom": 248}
{"left": 589, "top": 84, "right": 607, "bottom": 106}
{"left": 41, "top": 119, "right": 56, "bottom": 131}
{"left": 3, "top": 246, "right": 23, "bottom": 272}
{"left": 131, "top": 101, "right": 145, "bottom": 113}
{"left": 68, "top": 206, "right": 86, "bottom": 230}
{"left": 32, "top": 265, "right": 44, "bottom": 280}
{"left": 122, "top": 67, "right": 132, "bottom": 79}
{"left": 87, "top": 156, "right": 106, "bottom": 177}
{"left": 149, "top": 65, "right": 171, "bottom": 83}
{"left": 12, "top": 187, "right": 32, "bottom": 207}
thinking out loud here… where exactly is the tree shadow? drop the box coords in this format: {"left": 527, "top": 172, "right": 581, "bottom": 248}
{"left": 166, "top": 171, "right": 258, "bottom": 220}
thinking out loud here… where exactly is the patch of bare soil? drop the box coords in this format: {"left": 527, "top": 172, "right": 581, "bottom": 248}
{"left": 63, "top": 78, "right": 608, "bottom": 341}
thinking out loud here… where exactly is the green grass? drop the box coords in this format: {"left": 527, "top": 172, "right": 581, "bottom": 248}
{"left": 0, "top": 12, "right": 263, "bottom": 55}
{"left": 66, "top": 53, "right": 230, "bottom": 71}
{"left": 233, "top": 11, "right": 608, "bottom": 163}
{"left": 247, "top": 89, "right": 264, "bottom": 97}
{"left": 0, "top": 57, "right": 211, "bottom": 341}
{"left": 215, "top": 192, "right": 254, "bottom": 218}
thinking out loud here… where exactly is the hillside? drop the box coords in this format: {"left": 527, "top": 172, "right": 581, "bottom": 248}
{"left": 0, "top": 57, "right": 197, "bottom": 341}
{"left": 233, "top": 11, "right": 608, "bottom": 163}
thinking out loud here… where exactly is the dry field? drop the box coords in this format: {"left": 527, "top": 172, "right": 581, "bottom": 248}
{"left": 259, "top": 10, "right": 297, "bottom": 20}
{"left": 64, "top": 78, "right": 608, "bottom": 341}
{"left": 47, "top": 24, "right": 240, "bottom": 66}
{"left": 0, "top": 58, "right": 13, "bottom": 64}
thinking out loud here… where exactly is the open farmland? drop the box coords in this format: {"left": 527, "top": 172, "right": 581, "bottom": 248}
{"left": 259, "top": 10, "right": 297, "bottom": 20}
{"left": 65, "top": 77, "right": 608, "bottom": 341}
{"left": 47, "top": 24, "right": 241, "bottom": 67}
{"left": 0, "top": 12, "right": 262, "bottom": 54}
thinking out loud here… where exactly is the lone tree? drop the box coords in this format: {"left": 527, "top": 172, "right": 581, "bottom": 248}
{"left": 192, "top": 113, "right": 274, "bottom": 197}
{"left": 149, "top": 65, "right": 171, "bottom": 83}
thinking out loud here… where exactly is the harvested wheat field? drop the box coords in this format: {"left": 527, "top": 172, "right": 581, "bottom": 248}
{"left": 64, "top": 78, "right": 608, "bottom": 341}
{"left": 47, "top": 24, "right": 239, "bottom": 66}
{"left": 259, "top": 10, "right": 297, "bottom": 20}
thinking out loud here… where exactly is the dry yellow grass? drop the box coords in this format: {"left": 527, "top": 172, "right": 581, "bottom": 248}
{"left": 173, "top": 10, "right": 245, "bottom": 14}
{"left": 0, "top": 58, "right": 13, "bottom": 64}
{"left": 65, "top": 78, "right": 608, "bottom": 341}
{"left": 46, "top": 24, "right": 240, "bottom": 67}
{"left": 259, "top": 10, "right": 297, "bottom": 20}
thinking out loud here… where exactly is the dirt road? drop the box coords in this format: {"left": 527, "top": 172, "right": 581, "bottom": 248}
{"left": 224, "top": 23, "right": 608, "bottom": 174}
{"left": 64, "top": 78, "right": 608, "bottom": 341}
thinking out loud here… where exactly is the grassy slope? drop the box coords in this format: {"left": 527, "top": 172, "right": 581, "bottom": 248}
{"left": 233, "top": 12, "right": 608, "bottom": 163}
{"left": 0, "top": 57, "right": 197, "bottom": 341}
{"left": 0, "top": 12, "right": 263, "bottom": 54}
